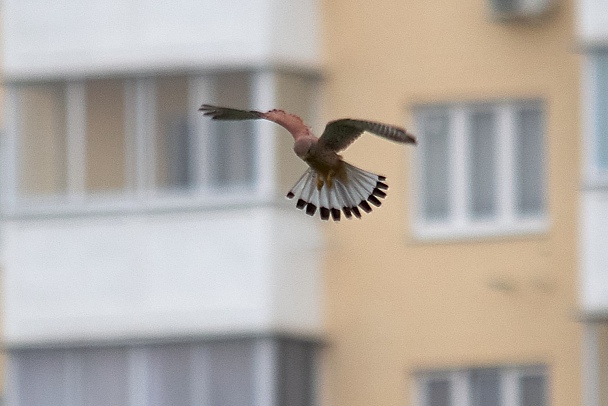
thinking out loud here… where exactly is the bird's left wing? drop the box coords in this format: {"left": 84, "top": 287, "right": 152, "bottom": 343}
{"left": 318, "top": 119, "right": 416, "bottom": 152}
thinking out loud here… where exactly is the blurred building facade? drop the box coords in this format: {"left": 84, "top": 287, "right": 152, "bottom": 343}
{"left": 320, "top": 0, "right": 595, "bottom": 406}
{"left": 1, "top": 1, "right": 325, "bottom": 405}
{"left": 1, "top": 0, "right": 608, "bottom": 406}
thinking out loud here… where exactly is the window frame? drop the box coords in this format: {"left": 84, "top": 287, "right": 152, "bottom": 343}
{"left": 583, "top": 51, "right": 608, "bottom": 187}
{"left": 411, "top": 99, "right": 549, "bottom": 241}
{"left": 414, "top": 365, "right": 548, "bottom": 406}
{"left": 1, "top": 71, "right": 283, "bottom": 218}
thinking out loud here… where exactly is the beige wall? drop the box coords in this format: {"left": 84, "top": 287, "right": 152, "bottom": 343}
{"left": 321, "top": 1, "right": 581, "bottom": 406}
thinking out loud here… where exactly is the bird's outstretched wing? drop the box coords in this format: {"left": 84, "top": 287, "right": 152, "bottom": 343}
{"left": 199, "top": 104, "right": 264, "bottom": 120}
{"left": 318, "top": 119, "right": 416, "bottom": 152}
{"left": 199, "top": 104, "right": 311, "bottom": 140}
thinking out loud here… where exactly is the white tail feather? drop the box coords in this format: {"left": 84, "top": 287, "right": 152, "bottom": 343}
{"left": 285, "top": 162, "right": 388, "bottom": 221}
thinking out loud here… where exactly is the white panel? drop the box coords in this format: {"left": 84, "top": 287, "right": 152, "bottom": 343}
{"left": 264, "top": 210, "right": 324, "bottom": 333}
{"left": 580, "top": 191, "right": 608, "bottom": 311}
{"left": 3, "top": 0, "right": 320, "bottom": 79}
{"left": 1, "top": 207, "right": 323, "bottom": 345}
{"left": 268, "top": 0, "right": 321, "bottom": 66}
{"left": 577, "top": 0, "right": 608, "bottom": 44}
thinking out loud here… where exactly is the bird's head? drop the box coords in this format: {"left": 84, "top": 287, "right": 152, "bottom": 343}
{"left": 293, "top": 137, "right": 315, "bottom": 160}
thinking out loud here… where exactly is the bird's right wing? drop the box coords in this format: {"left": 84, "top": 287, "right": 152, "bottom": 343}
{"left": 199, "top": 104, "right": 311, "bottom": 140}
{"left": 199, "top": 104, "right": 264, "bottom": 120}
{"left": 319, "top": 119, "right": 416, "bottom": 152}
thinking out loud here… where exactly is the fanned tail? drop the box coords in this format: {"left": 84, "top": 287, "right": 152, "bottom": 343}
{"left": 285, "top": 162, "right": 388, "bottom": 221}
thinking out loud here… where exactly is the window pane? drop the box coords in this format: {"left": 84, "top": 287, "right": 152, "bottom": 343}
{"left": 85, "top": 79, "right": 127, "bottom": 192}
{"left": 15, "top": 350, "right": 67, "bottom": 406}
{"left": 426, "top": 379, "right": 452, "bottom": 406}
{"left": 420, "top": 111, "right": 450, "bottom": 220}
{"left": 17, "top": 83, "right": 67, "bottom": 196}
{"left": 470, "top": 368, "right": 500, "bottom": 406}
{"left": 276, "top": 73, "right": 320, "bottom": 194}
{"left": 515, "top": 106, "right": 545, "bottom": 215}
{"left": 210, "top": 73, "right": 255, "bottom": 188}
{"left": 469, "top": 110, "right": 497, "bottom": 218}
{"left": 490, "top": 0, "right": 517, "bottom": 13}
{"left": 520, "top": 375, "right": 546, "bottom": 406}
{"left": 208, "top": 341, "right": 254, "bottom": 406}
{"left": 81, "top": 348, "right": 129, "bottom": 406}
{"left": 596, "top": 53, "right": 608, "bottom": 169}
{"left": 155, "top": 76, "right": 193, "bottom": 190}
{"left": 147, "top": 344, "right": 192, "bottom": 406}
{"left": 278, "top": 340, "right": 315, "bottom": 406}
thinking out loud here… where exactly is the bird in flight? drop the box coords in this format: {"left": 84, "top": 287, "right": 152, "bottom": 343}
{"left": 199, "top": 104, "right": 416, "bottom": 221}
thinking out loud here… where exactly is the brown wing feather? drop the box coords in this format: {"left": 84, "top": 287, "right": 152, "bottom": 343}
{"left": 199, "top": 104, "right": 265, "bottom": 120}
{"left": 199, "top": 104, "right": 310, "bottom": 140}
{"left": 261, "top": 109, "right": 311, "bottom": 139}
{"left": 319, "top": 118, "right": 417, "bottom": 152}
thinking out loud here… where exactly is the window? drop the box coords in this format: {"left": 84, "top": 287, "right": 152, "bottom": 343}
{"left": 415, "top": 365, "right": 547, "bottom": 406}
{"left": 277, "top": 338, "right": 317, "bottom": 406}
{"left": 586, "top": 52, "right": 608, "bottom": 183}
{"left": 85, "top": 79, "right": 129, "bottom": 192}
{"left": 488, "top": 0, "right": 553, "bottom": 20}
{"left": 16, "top": 83, "right": 68, "bottom": 197}
{"left": 154, "top": 76, "right": 193, "bottom": 190}
{"left": 413, "top": 100, "right": 547, "bottom": 239}
{"left": 5, "top": 72, "right": 266, "bottom": 214}
{"left": 8, "top": 338, "right": 319, "bottom": 406}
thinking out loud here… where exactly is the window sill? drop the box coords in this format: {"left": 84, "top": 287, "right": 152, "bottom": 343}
{"left": 1, "top": 187, "right": 272, "bottom": 220}
{"left": 582, "top": 176, "right": 608, "bottom": 191}
{"left": 410, "top": 216, "right": 550, "bottom": 243}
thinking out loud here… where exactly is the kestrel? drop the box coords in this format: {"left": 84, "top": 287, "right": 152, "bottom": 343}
{"left": 199, "top": 104, "right": 416, "bottom": 221}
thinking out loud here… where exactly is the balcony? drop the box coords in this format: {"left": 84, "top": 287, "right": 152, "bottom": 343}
{"left": 2, "top": 0, "right": 320, "bottom": 80}
{"left": 1, "top": 0, "right": 324, "bottom": 347}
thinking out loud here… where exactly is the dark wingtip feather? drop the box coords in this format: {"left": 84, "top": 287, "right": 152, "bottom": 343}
{"left": 342, "top": 207, "right": 353, "bottom": 219}
{"left": 331, "top": 208, "right": 341, "bottom": 221}
{"left": 198, "top": 104, "right": 263, "bottom": 120}
{"left": 286, "top": 191, "right": 295, "bottom": 199}
{"left": 372, "top": 188, "right": 387, "bottom": 198}
{"left": 351, "top": 207, "right": 362, "bottom": 218}
{"left": 320, "top": 207, "right": 330, "bottom": 221}
{"left": 296, "top": 199, "right": 307, "bottom": 210}
{"left": 306, "top": 203, "right": 317, "bottom": 216}
{"left": 376, "top": 181, "right": 388, "bottom": 190}
{"left": 378, "top": 175, "right": 387, "bottom": 181}
{"left": 368, "top": 195, "right": 382, "bottom": 207}
{"left": 359, "top": 201, "right": 372, "bottom": 213}
{"left": 199, "top": 104, "right": 220, "bottom": 118}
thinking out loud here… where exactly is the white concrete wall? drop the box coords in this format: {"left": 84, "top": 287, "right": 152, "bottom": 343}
{"left": 2, "top": 0, "right": 321, "bottom": 79}
{"left": 580, "top": 191, "right": 608, "bottom": 312}
{"left": 1, "top": 207, "right": 324, "bottom": 345}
